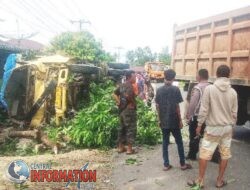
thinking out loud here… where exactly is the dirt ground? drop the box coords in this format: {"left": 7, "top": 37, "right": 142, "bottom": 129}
{"left": 111, "top": 126, "right": 250, "bottom": 190}
{"left": 111, "top": 83, "right": 250, "bottom": 190}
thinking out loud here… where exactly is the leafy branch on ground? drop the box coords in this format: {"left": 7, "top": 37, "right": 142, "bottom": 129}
{"left": 45, "top": 80, "right": 161, "bottom": 149}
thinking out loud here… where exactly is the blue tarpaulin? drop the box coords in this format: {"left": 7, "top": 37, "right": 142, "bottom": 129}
{"left": 0, "top": 54, "right": 16, "bottom": 109}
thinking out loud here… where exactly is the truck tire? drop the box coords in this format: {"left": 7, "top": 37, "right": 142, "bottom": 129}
{"left": 233, "top": 85, "right": 250, "bottom": 125}
{"left": 108, "top": 63, "right": 130, "bottom": 70}
{"left": 186, "top": 82, "right": 197, "bottom": 102}
{"left": 107, "top": 68, "right": 127, "bottom": 77}
{"left": 68, "top": 64, "right": 101, "bottom": 74}
{"left": 183, "top": 82, "right": 189, "bottom": 92}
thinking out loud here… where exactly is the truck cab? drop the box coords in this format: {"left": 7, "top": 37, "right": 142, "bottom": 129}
{"left": 144, "top": 62, "right": 168, "bottom": 82}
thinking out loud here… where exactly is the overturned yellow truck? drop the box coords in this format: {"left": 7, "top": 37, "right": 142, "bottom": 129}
{"left": 4, "top": 55, "right": 102, "bottom": 127}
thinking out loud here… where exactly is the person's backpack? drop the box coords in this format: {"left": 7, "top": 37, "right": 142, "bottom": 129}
{"left": 118, "top": 85, "right": 128, "bottom": 112}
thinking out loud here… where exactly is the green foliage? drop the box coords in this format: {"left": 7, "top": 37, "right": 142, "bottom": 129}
{"left": 50, "top": 31, "right": 115, "bottom": 63}
{"left": 158, "top": 46, "right": 171, "bottom": 65}
{"left": 126, "top": 46, "right": 157, "bottom": 66}
{"left": 44, "top": 118, "right": 72, "bottom": 144}
{"left": 69, "top": 80, "right": 119, "bottom": 148}
{"left": 125, "top": 158, "right": 138, "bottom": 165}
{"left": 136, "top": 99, "right": 161, "bottom": 145}
{"left": 22, "top": 50, "right": 38, "bottom": 61}
{"left": 0, "top": 138, "right": 18, "bottom": 156}
{"left": 16, "top": 144, "right": 36, "bottom": 156}
{"left": 44, "top": 80, "right": 161, "bottom": 148}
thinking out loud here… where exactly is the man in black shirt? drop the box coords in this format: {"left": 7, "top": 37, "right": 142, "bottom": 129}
{"left": 156, "top": 69, "right": 192, "bottom": 171}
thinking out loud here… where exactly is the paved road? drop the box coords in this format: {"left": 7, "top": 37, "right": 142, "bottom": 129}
{"left": 112, "top": 82, "right": 250, "bottom": 190}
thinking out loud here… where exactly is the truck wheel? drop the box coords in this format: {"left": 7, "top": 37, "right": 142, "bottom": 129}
{"left": 183, "top": 82, "right": 189, "bottom": 92}
{"left": 186, "top": 82, "right": 197, "bottom": 102}
{"left": 233, "top": 85, "right": 250, "bottom": 125}
{"left": 107, "top": 63, "right": 130, "bottom": 70}
{"left": 68, "top": 64, "right": 101, "bottom": 74}
{"left": 107, "top": 69, "right": 127, "bottom": 77}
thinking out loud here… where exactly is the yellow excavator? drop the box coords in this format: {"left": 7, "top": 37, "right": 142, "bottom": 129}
{"left": 144, "top": 62, "right": 169, "bottom": 82}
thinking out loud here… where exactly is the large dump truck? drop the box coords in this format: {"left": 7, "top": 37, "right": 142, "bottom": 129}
{"left": 171, "top": 6, "right": 250, "bottom": 125}
{"left": 145, "top": 62, "right": 168, "bottom": 82}
{"left": 0, "top": 55, "right": 130, "bottom": 127}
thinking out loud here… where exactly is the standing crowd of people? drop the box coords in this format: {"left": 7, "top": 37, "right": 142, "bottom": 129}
{"left": 113, "top": 65, "right": 238, "bottom": 189}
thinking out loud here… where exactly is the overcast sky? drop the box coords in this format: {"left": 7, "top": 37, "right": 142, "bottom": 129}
{"left": 0, "top": 0, "right": 249, "bottom": 55}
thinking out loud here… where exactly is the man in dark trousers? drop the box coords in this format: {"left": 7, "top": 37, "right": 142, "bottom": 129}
{"left": 188, "top": 65, "right": 238, "bottom": 188}
{"left": 156, "top": 69, "right": 192, "bottom": 171}
{"left": 113, "top": 70, "right": 137, "bottom": 155}
{"left": 186, "top": 69, "right": 210, "bottom": 160}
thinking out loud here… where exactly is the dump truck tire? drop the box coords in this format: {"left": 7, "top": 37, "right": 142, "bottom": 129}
{"left": 107, "top": 69, "right": 127, "bottom": 77}
{"left": 108, "top": 63, "right": 130, "bottom": 70}
{"left": 69, "top": 64, "right": 101, "bottom": 74}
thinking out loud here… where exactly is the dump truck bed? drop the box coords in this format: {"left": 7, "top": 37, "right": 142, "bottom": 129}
{"left": 171, "top": 6, "right": 250, "bottom": 86}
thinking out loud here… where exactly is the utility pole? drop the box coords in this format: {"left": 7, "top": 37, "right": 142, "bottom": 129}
{"left": 0, "top": 18, "right": 38, "bottom": 47}
{"left": 70, "top": 19, "right": 91, "bottom": 32}
{"left": 114, "top": 46, "right": 124, "bottom": 62}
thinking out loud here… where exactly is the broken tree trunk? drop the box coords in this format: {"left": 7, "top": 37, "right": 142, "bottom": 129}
{"left": 40, "top": 131, "right": 58, "bottom": 154}
{"left": 8, "top": 129, "right": 39, "bottom": 139}
{"left": 1, "top": 127, "right": 59, "bottom": 154}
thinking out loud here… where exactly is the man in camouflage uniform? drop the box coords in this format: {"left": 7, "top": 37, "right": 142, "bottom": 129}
{"left": 144, "top": 75, "right": 154, "bottom": 107}
{"left": 113, "top": 70, "right": 137, "bottom": 154}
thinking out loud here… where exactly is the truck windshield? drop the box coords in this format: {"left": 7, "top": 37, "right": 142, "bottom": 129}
{"left": 151, "top": 64, "right": 164, "bottom": 71}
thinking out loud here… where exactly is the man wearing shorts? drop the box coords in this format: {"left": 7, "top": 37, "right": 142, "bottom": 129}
{"left": 188, "top": 65, "right": 238, "bottom": 188}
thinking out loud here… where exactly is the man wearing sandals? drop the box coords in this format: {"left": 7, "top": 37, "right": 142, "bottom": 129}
{"left": 188, "top": 65, "right": 238, "bottom": 188}
{"left": 186, "top": 69, "right": 210, "bottom": 160}
{"left": 113, "top": 70, "right": 137, "bottom": 155}
{"left": 156, "top": 69, "right": 192, "bottom": 171}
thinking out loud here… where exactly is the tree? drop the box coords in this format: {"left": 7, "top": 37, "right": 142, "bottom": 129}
{"left": 158, "top": 46, "right": 171, "bottom": 65}
{"left": 49, "top": 31, "right": 114, "bottom": 63}
{"left": 126, "top": 46, "right": 157, "bottom": 66}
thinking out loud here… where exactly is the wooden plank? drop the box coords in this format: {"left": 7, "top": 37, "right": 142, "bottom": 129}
{"left": 173, "top": 55, "right": 185, "bottom": 60}
{"left": 210, "top": 22, "right": 215, "bottom": 76}
{"left": 175, "top": 36, "right": 184, "bottom": 40}
{"left": 214, "top": 27, "right": 229, "bottom": 34}
{"left": 183, "top": 29, "right": 187, "bottom": 75}
{"left": 199, "top": 30, "right": 212, "bottom": 36}
{"left": 232, "top": 21, "right": 250, "bottom": 30}
{"left": 184, "top": 55, "right": 196, "bottom": 59}
{"left": 231, "top": 50, "right": 249, "bottom": 57}
{"left": 186, "top": 33, "right": 197, "bottom": 39}
{"left": 200, "top": 53, "right": 210, "bottom": 59}
{"left": 171, "top": 24, "right": 177, "bottom": 70}
{"left": 195, "top": 26, "right": 200, "bottom": 72}
{"left": 212, "top": 52, "right": 228, "bottom": 58}
{"left": 214, "top": 31, "right": 229, "bottom": 52}
{"left": 228, "top": 18, "right": 233, "bottom": 67}
{"left": 175, "top": 6, "right": 250, "bottom": 31}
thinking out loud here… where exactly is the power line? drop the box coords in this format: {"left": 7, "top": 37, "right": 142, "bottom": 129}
{"left": 63, "top": 0, "right": 80, "bottom": 20}
{"left": 17, "top": 0, "right": 64, "bottom": 32}
{"left": 0, "top": 3, "right": 55, "bottom": 35}
{"left": 13, "top": 0, "right": 61, "bottom": 34}
{"left": 46, "top": 0, "right": 72, "bottom": 22}
{"left": 0, "top": 1, "right": 55, "bottom": 33}
{"left": 30, "top": 0, "right": 70, "bottom": 31}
